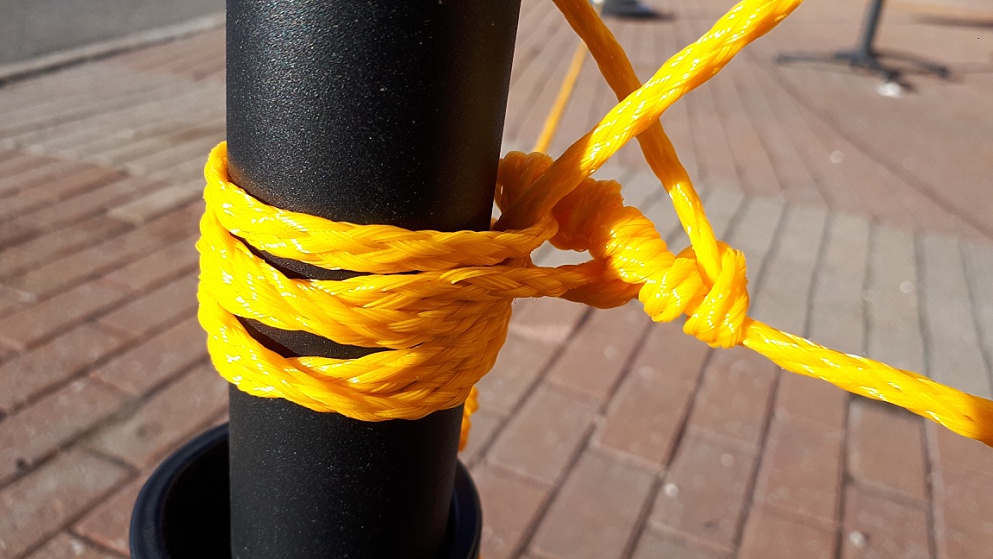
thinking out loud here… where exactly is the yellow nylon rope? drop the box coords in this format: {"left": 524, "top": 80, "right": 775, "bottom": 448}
{"left": 533, "top": 36, "right": 591, "bottom": 154}
{"left": 198, "top": 0, "right": 993, "bottom": 449}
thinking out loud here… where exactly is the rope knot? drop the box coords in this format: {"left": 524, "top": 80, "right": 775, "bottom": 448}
{"left": 639, "top": 241, "right": 749, "bottom": 348}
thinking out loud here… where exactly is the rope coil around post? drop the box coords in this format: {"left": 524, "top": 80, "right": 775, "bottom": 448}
{"left": 197, "top": 0, "right": 993, "bottom": 449}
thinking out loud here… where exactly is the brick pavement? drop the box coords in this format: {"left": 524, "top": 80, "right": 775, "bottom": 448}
{"left": 1, "top": 0, "right": 992, "bottom": 557}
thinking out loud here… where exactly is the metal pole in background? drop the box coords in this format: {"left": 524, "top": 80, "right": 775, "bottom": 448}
{"left": 225, "top": 1, "right": 521, "bottom": 558}
{"left": 856, "top": 0, "right": 885, "bottom": 57}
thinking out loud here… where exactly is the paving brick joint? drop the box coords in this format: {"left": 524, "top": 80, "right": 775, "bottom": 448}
{"left": 1, "top": 0, "right": 992, "bottom": 557}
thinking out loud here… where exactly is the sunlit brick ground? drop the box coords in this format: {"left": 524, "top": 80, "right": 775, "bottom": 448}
{"left": 1, "top": 0, "right": 992, "bottom": 557}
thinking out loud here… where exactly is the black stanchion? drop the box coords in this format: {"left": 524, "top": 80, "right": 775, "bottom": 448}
{"left": 131, "top": 1, "right": 522, "bottom": 558}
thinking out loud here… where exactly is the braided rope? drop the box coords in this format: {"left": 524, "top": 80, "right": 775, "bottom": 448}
{"left": 198, "top": 0, "right": 993, "bottom": 448}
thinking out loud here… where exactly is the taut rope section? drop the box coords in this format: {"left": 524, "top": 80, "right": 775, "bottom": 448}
{"left": 197, "top": 0, "right": 993, "bottom": 448}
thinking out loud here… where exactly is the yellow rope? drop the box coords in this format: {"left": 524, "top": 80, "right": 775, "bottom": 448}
{"left": 533, "top": 37, "right": 590, "bottom": 154}
{"left": 197, "top": 0, "right": 993, "bottom": 449}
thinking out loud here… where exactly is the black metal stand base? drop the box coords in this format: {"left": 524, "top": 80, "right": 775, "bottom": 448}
{"left": 130, "top": 424, "right": 482, "bottom": 559}
{"left": 600, "top": 0, "right": 661, "bottom": 19}
{"left": 776, "top": 49, "right": 949, "bottom": 85}
{"left": 774, "top": 0, "right": 948, "bottom": 88}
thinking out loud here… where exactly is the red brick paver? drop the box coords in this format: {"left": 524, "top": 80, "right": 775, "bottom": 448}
{"left": 1, "top": 0, "right": 992, "bottom": 557}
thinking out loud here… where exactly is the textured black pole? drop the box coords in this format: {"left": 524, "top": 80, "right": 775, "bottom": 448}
{"left": 225, "top": 2, "right": 521, "bottom": 558}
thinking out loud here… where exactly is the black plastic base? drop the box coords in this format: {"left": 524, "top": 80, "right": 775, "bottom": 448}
{"left": 130, "top": 424, "right": 482, "bottom": 559}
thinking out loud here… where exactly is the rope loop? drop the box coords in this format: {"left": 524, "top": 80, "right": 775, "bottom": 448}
{"left": 205, "top": 148, "right": 556, "bottom": 274}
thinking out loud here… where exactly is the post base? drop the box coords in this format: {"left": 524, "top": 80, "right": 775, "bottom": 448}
{"left": 130, "top": 424, "right": 482, "bottom": 559}
{"left": 776, "top": 49, "right": 949, "bottom": 85}
{"left": 600, "top": 0, "right": 660, "bottom": 19}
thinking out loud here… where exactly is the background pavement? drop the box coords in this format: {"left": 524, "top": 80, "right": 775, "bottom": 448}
{"left": 0, "top": 0, "right": 223, "bottom": 73}
{"left": 0, "top": 0, "right": 991, "bottom": 557}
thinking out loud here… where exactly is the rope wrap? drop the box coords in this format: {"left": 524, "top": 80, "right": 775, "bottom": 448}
{"left": 197, "top": 0, "right": 993, "bottom": 448}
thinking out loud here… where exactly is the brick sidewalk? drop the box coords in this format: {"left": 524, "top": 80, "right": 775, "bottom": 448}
{"left": 1, "top": 0, "right": 992, "bottom": 558}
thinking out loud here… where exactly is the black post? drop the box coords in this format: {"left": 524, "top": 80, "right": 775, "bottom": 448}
{"left": 224, "top": 2, "right": 520, "bottom": 559}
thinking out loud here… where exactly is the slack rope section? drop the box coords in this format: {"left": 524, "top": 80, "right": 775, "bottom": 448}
{"left": 196, "top": 0, "right": 993, "bottom": 450}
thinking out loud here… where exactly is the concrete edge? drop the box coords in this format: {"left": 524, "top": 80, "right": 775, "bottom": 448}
{"left": 0, "top": 12, "right": 225, "bottom": 85}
